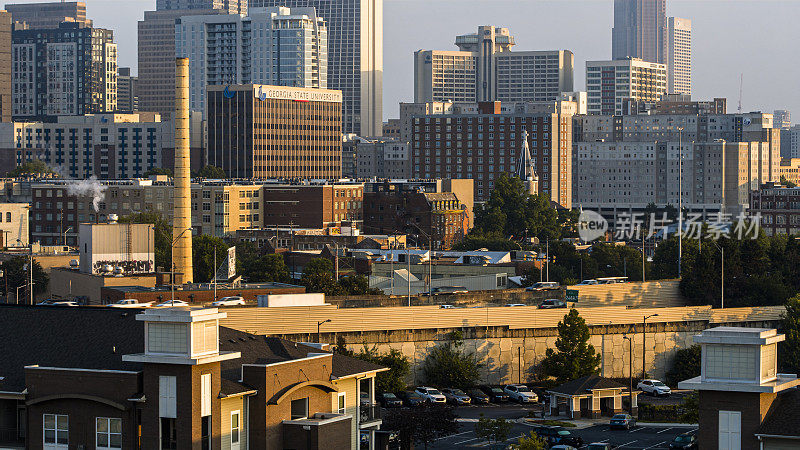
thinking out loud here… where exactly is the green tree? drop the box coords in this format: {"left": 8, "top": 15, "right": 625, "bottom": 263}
{"left": 680, "top": 392, "right": 699, "bottom": 423}
{"left": 514, "top": 432, "right": 547, "bottom": 450}
{"left": 194, "top": 165, "right": 227, "bottom": 179}
{"left": 382, "top": 403, "right": 458, "bottom": 450}
{"left": 118, "top": 212, "right": 171, "bottom": 270}
{"left": 666, "top": 345, "right": 701, "bottom": 386}
{"left": 539, "top": 309, "right": 600, "bottom": 383}
{"left": 339, "top": 274, "right": 381, "bottom": 295}
{"left": 780, "top": 294, "right": 800, "bottom": 374}
{"left": 1, "top": 256, "right": 49, "bottom": 299}
{"left": 452, "top": 230, "right": 520, "bottom": 251}
{"left": 192, "top": 235, "right": 229, "bottom": 283}
{"left": 474, "top": 415, "right": 512, "bottom": 444}
{"left": 235, "top": 242, "right": 290, "bottom": 283}
{"left": 300, "top": 258, "right": 343, "bottom": 295}
{"left": 422, "top": 330, "right": 481, "bottom": 389}
{"left": 337, "top": 342, "right": 411, "bottom": 394}
{"left": 7, "top": 159, "right": 56, "bottom": 177}
{"left": 143, "top": 167, "right": 172, "bottom": 177}
{"left": 781, "top": 175, "right": 798, "bottom": 188}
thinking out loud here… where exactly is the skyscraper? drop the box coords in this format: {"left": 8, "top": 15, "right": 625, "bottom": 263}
{"left": 667, "top": 17, "right": 691, "bottom": 95}
{"left": 612, "top": 0, "right": 667, "bottom": 64}
{"left": 0, "top": 10, "right": 11, "bottom": 122}
{"left": 774, "top": 110, "right": 791, "bottom": 130}
{"left": 117, "top": 67, "right": 138, "bottom": 112}
{"left": 5, "top": 1, "right": 90, "bottom": 29}
{"left": 175, "top": 7, "right": 327, "bottom": 113}
{"left": 586, "top": 58, "right": 667, "bottom": 115}
{"left": 414, "top": 26, "right": 574, "bottom": 105}
{"left": 156, "top": 0, "right": 246, "bottom": 14}
{"left": 12, "top": 22, "right": 117, "bottom": 119}
{"left": 250, "top": 0, "right": 383, "bottom": 137}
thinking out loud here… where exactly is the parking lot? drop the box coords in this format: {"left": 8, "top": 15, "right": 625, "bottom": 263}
{"left": 427, "top": 403, "right": 697, "bottom": 449}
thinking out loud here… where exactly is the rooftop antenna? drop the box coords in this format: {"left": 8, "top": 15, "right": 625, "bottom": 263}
{"left": 737, "top": 73, "right": 743, "bottom": 114}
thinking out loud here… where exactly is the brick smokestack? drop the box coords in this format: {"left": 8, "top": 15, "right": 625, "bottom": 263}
{"left": 172, "top": 58, "right": 193, "bottom": 284}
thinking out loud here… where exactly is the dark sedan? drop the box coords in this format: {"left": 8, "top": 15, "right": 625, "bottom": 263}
{"left": 669, "top": 432, "right": 698, "bottom": 450}
{"left": 479, "top": 385, "right": 509, "bottom": 403}
{"left": 467, "top": 388, "right": 490, "bottom": 404}
{"left": 378, "top": 392, "right": 403, "bottom": 408}
{"left": 530, "top": 426, "right": 584, "bottom": 448}
{"left": 396, "top": 390, "right": 424, "bottom": 407}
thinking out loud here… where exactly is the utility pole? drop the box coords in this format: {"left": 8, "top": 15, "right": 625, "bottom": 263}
{"left": 642, "top": 226, "right": 646, "bottom": 282}
{"left": 623, "top": 335, "right": 633, "bottom": 414}
{"left": 389, "top": 236, "right": 394, "bottom": 296}
{"left": 642, "top": 314, "right": 659, "bottom": 378}
{"left": 406, "top": 244, "right": 411, "bottom": 306}
{"left": 678, "top": 128, "right": 683, "bottom": 277}
{"left": 545, "top": 240, "right": 549, "bottom": 282}
{"left": 213, "top": 250, "right": 217, "bottom": 301}
{"left": 334, "top": 243, "right": 339, "bottom": 280}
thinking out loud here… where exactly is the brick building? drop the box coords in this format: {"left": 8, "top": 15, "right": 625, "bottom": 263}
{"left": 749, "top": 182, "right": 800, "bottom": 236}
{"left": 0, "top": 305, "right": 386, "bottom": 449}
{"left": 261, "top": 182, "right": 363, "bottom": 229}
{"left": 409, "top": 101, "right": 572, "bottom": 205}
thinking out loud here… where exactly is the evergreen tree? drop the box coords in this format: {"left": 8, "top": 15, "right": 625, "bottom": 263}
{"left": 539, "top": 309, "right": 600, "bottom": 383}
{"left": 423, "top": 331, "right": 481, "bottom": 389}
{"left": 300, "top": 258, "right": 343, "bottom": 295}
{"left": 781, "top": 295, "right": 800, "bottom": 374}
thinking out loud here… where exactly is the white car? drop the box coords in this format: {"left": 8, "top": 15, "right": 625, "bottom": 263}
{"left": 503, "top": 384, "right": 538, "bottom": 403}
{"left": 525, "top": 281, "right": 560, "bottom": 291}
{"left": 154, "top": 300, "right": 190, "bottom": 308}
{"left": 109, "top": 299, "right": 153, "bottom": 308}
{"left": 414, "top": 386, "right": 446, "bottom": 403}
{"left": 51, "top": 301, "right": 79, "bottom": 307}
{"left": 637, "top": 379, "right": 671, "bottom": 397}
{"left": 211, "top": 296, "right": 246, "bottom": 306}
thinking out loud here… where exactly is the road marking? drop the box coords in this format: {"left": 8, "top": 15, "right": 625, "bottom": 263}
{"left": 643, "top": 441, "right": 668, "bottom": 449}
{"left": 457, "top": 418, "right": 479, "bottom": 423}
{"left": 617, "top": 440, "right": 638, "bottom": 448}
{"left": 629, "top": 426, "right": 644, "bottom": 433}
{"left": 453, "top": 437, "right": 482, "bottom": 445}
{"left": 434, "top": 430, "right": 472, "bottom": 441}
{"left": 656, "top": 427, "right": 674, "bottom": 434}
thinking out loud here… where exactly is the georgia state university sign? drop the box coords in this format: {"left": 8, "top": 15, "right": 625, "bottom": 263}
{"left": 253, "top": 85, "right": 341, "bottom": 103}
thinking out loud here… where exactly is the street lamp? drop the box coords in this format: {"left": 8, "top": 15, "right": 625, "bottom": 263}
{"left": 170, "top": 228, "right": 193, "bottom": 305}
{"left": 16, "top": 283, "right": 32, "bottom": 305}
{"left": 642, "top": 313, "right": 659, "bottom": 378}
{"left": 623, "top": 335, "right": 634, "bottom": 414}
{"left": 317, "top": 319, "right": 331, "bottom": 342}
{"left": 63, "top": 226, "right": 73, "bottom": 247}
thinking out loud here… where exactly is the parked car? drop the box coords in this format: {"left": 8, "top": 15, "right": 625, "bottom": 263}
{"left": 51, "top": 301, "right": 79, "bottom": 307}
{"left": 550, "top": 446, "right": 578, "bottom": 450}
{"left": 467, "top": 388, "right": 490, "bottom": 404}
{"left": 154, "top": 300, "right": 190, "bottom": 307}
{"left": 610, "top": 413, "right": 637, "bottom": 430}
{"left": 440, "top": 388, "right": 471, "bottom": 405}
{"left": 439, "top": 304, "right": 456, "bottom": 309}
{"left": 530, "top": 426, "right": 583, "bottom": 448}
{"left": 587, "top": 443, "right": 616, "bottom": 450}
{"left": 576, "top": 279, "right": 598, "bottom": 285}
{"left": 669, "top": 432, "right": 698, "bottom": 450}
{"left": 35, "top": 299, "right": 55, "bottom": 305}
{"left": 503, "top": 384, "right": 538, "bottom": 403}
{"left": 504, "top": 303, "right": 526, "bottom": 307}
{"left": 637, "top": 379, "right": 672, "bottom": 396}
{"left": 108, "top": 299, "right": 152, "bottom": 308}
{"left": 377, "top": 392, "right": 403, "bottom": 408}
{"left": 397, "top": 390, "right": 424, "bottom": 407}
{"left": 414, "top": 386, "right": 446, "bottom": 403}
{"left": 539, "top": 299, "right": 567, "bottom": 309}
{"left": 526, "top": 281, "right": 560, "bottom": 291}
{"left": 430, "top": 286, "right": 468, "bottom": 295}
{"left": 479, "top": 386, "right": 509, "bottom": 403}
{"left": 211, "top": 296, "right": 246, "bottom": 306}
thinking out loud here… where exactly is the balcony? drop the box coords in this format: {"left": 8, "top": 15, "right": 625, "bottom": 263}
{"left": 359, "top": 404, "right": 382, "bottom": 427}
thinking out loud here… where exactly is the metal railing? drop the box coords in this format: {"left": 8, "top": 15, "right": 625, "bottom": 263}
{"left": 359, "top": 404, "right": 381, "bottom": 425}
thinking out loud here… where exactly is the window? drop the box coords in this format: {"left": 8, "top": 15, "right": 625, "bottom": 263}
{"left": 96, "top": 417, "right": 122, "bottom": 449}
{"left": 160, "top": 417, "right": 177, "bottom": 449}
{"left": 148, "top": 323, "right": 187, "bottom": 354}
{"left": 290, "top": 397, "right": 309, "bottom": 419}
{"left": 230, "top": 411, "right": 240, "bottom": 447}
{"left": 337, "top": 393, "right": 346, "bottom": 414}
{"left": 43, "top": 414, "right": 68, "bottom": 447}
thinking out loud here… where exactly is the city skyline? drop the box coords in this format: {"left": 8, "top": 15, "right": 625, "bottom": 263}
{"left": 8, "top": 0, "right": 797, "bottom": 124}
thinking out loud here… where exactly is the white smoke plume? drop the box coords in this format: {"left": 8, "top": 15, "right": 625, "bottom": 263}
{"left": 65, "top": 177, "right": 107, "bottom": 212}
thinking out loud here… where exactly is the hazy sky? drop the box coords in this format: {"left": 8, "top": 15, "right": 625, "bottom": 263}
{"left": 9, "top": 0, "right": 800, "bottom": 122}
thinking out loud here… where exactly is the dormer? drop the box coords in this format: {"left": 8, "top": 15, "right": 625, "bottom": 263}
{"left": 678, "top": 327, "right": 799, "bottom": 393}
{"left": 123, "top": 307, "right": 240, "bottom": 365}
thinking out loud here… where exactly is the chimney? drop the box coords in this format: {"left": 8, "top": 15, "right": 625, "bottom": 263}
{"left": 172, "top": 58, "right": 193, "bottom": 284}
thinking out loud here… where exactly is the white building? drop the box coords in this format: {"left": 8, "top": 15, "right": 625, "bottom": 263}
{"left": 586, "top": 58, "right": 667, "bottom": 115}
{"left": 175, "top": 6, "right": 327, "bottom": 114}
{"left": 78, "top": 220, "right": 155, "bottom": 275}
{"left": 414, "top": 26, "right": 573, "bottom": 105}
{"left": 667, "top": 17, "right": 692, "bottom": 96}
{"left": 249, "top": 0, "right": 383, "bottom": 137}
{"left": 353, "top": 139, "right": 411, "bottom": 179}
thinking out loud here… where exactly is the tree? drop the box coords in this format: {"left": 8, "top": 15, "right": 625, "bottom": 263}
{"left": 781, "top": 175, "right": 798, "bottom": 188}
{"left": 513, "top": 432, "right": 547, "bottom": 450}
{"left": 235, "top": 242, "right": 290, "bottom": 283}
{"left": 1, "top": 256, "right": 49, "bottom": 300}
{"left": 539, "top": 309, "right": 600, "bottom": 383}
{"left": 339, "top": 274, "right": 381, "bottom": 295}
{"left": 780, "top": 294, "right": 800, "bottom": 374}
{"left": 666, "top": 345, "right": 701, "bottom": 386}
{"left": 300, "top": 258, "right": 343, "bottom": 295}
{"left": 143, "top": 167, "right": 172, "bottom": 177}
{"left": 118, "top": 212, "right": 172, "bottom": 270}
{"left": 680, "top": 392, "right": 699, "bottom": 423}
{"left": 382, "top": 403, "right": 458, "bottom": 450}
{"left": 422, "top": 331, "right": 481, "bottom": 389}
{"left": 192, "top": 235, "right": 229, "bottom": 283}
{"left": 194, "top": 165, "right": 227, "bottom": 179}
{"left": 475, "top": 415, "right": 512, "bottom": 444}
{"left": 452, "top": 230, "right": 521, "bottom": 251}
{"left": 335, "top": 341, "right": 412, "bottom": 394}
{"left": 7, "top": 160, "right": 56, "bottom": 177}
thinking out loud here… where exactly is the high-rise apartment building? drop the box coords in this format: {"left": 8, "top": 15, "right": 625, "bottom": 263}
{"left": 348, "top": 139, "right": 411, "bottom": 179}
{"left": 250, "top": 0, "right": 383, "bottom": 137}
{"left": 667, "top": 17, "right": 691, "bottom": 95}
{"left": 117, "top": 67, "right": 138, "bottom": 112}
{"left": 586, "top": 58, "right": 667, "bottom": 115}
{"left": 156, "top": 0, "right": 246, "bottom": 14}
{"left": 12, "top": 22, "right": 117, "bottom": 119}
{"left": 175, "top": 7, "right": 327, "bottom": 113}
{"left": 414, "top": 26, "right": 573, "bottom": 105}
{"left": 409, "top": 101, "right": 573, "bottom": 206}
{"left": 207, "top": 84, "right": 342, "bottom": 179}
{"left": 5, "top": 1, "right": 90, "bottom": 29}
{"left": 0, "top": 11, "right": 10, "bottom": 123}
{"left": 774, "top": 110, "right": 791, "bottom": 130}
{"left": 612, "top": 0, "right": 667, "bottom": 64}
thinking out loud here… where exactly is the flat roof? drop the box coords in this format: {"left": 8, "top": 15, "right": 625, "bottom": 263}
{"left": 106, "top": 282, "right": 304, "bottom": 293}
